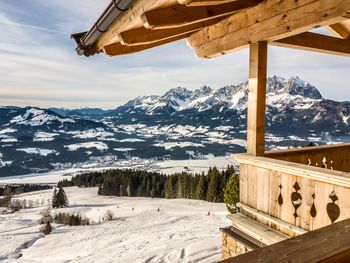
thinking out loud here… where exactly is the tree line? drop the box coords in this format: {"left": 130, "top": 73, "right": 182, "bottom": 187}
{"left": 58, "top": 166, "right": 236, "bottom": 203}
{"left": 0, "top": 184, "right": 52, "bottom": 196}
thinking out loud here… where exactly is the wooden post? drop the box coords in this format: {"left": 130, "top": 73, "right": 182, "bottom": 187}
{"left": 247, "top": 42, "right": 267, "bottom": 156}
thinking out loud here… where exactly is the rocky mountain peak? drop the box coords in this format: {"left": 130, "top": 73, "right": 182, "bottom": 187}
{"left": 285, "top": 76, "right": 322, "bottom": 99}
{"left": 192, "top": 85, "right": 213, "bottom": 99}
{"left": 214, "top": 85, "right": 236, "bottom": 98}
{"left": 267, "top": 76, "right": 322, "bottom": 99}
{"left": 162, "top": 87, "right": 192, "bottom": 101}
{"left": 118, "top": 76, "right": 325, "bottom": 114}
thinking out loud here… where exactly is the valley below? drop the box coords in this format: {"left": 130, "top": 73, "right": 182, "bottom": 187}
{"left": 0, "top": 76, "right": 349, "bottom": 177}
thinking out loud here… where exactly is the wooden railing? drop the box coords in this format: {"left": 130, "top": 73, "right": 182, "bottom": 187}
{"left": 265, "top": 143, "right": 350, "bottom": 173}
{"left": 235, "top": 148, "right": 350, "bottom": 237}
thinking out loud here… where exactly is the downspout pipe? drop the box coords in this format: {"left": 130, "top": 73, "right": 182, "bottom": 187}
{"left": 71, "top": 0, "right": 134, "bottom": 56}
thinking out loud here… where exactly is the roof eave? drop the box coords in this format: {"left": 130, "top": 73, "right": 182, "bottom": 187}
{"left": 71, "top": 0, "right": 135, "bottom": 57}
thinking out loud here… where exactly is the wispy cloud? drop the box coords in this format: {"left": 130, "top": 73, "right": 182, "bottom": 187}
{"left": 0, "top": 15, "right": 66, "bottom": 35}
{"left": 0, "top": 1, "right": 349, "bottom": 109}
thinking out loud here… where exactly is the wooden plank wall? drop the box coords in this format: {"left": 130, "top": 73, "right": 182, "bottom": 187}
{"left": 265, "top": 143, "right": 350, "bottom": 173}
{"left": 239, "top": 161, "right": 350, "bottom": 236}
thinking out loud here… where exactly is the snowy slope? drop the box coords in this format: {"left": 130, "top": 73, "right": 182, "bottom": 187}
{"left": 1, "top": 187, "right": 229, "bottom": 263}
{"left": 10, "top": 108, "right": 75, "bottom": 126}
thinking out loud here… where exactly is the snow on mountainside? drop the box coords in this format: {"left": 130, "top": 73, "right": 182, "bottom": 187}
{"left": 0, "top": 76, "right": 349, "bottom": 177}
{"left": 10, "top": 107, "right": 75, "bottom": 126}
{"left": 0, "top": 106, "right": 108, "bottom": 133}
{"left": 120, "top": 76, "right": 323, "bottom": 114}
{"left": 112, "top": 76, "right": 349, "bottom": 134}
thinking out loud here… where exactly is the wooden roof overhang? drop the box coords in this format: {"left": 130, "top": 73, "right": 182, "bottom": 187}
{"left": 72, "top": 0, "right": 350, "bottom": 58}
{"left": 72, "top": 0, "right": 350, "bottom": 157}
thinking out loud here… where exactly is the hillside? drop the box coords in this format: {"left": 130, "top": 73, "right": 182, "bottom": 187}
{"left": 0, "top": 187, "right": 229, "bottom": 262}
{"left": 0, "top": 76, "right": 349, "bottom": 176}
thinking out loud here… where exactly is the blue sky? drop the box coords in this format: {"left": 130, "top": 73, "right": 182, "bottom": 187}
{"left": 0, "top": 0, "right": 349, "bottom": 109}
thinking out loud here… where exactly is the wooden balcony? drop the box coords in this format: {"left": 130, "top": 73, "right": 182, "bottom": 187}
{"left": 235, "top": 143, "right": 350, "bottom": 236}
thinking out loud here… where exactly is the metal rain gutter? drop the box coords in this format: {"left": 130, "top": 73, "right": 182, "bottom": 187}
{"left": 71, "top": 0, "right": 134, "bottom": 57}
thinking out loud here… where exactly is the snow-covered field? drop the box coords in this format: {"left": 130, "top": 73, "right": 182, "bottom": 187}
{"left": 0, "top": 156, "right": 238, "bottom": 185}
{"left": 0, "top": 187, "right": 229, "bottom": 263}
{"left": 157, "top": 156, "right": 238, "bottom": 175}
{"left": 16, "top": 148, "right": 57, "bottom": 156}
{"left": 65, "top": 142, "right": 108, "bottom": 151}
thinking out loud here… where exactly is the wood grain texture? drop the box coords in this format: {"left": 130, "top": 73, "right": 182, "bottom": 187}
{"left": 178, "top": 0, "right": 238, "bottom": 6}
{"left": 265, "top": 143, "right": 350, "bottom": 173}
{"left": 220, "top": 218, "right": 350, "bottom": 263}
{"left": 328, "top": 21, "right": 350, "bottom": 38}
{"left": 246, "top": 42, "right": 267, "bottom": 156}
{"left": 271, "top": 32, "right": 350, "bottom": 57}
{"left": 236, "top": 150, "right": 350, "bottom": 235}
{"left": 102, "top": 34, "right": 191, "bottom": 56}
{"left": 141, "top": 1, "right": 260, "bottom": 29}
{"left": 189, "top": 0, "right": 350, "bottom": 58}
{"left": 119, "top": 17, "right": 226, "bottom": 46}
{"left": 237, "top": 203, "right": 307, "bottom": 236}
{"left": 228, "top": 213, "right": 289, "bottom": 245}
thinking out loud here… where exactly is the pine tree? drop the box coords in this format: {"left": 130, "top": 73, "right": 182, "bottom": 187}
{"left": 176, "top": 174, "right": 183, "bottom": 198}
{"left": 194, "top": 174, "right": 207, "bottom": 200}
{"left": 42, "top": 221, "right": 52, "bottom": 235}
{"left": 52, "top": 186, "right": 68, "bottom": 208}
{"left": 224, "top": 173, "right": 240, "bottom": 214}
{"left": 97, "top": 185, "right": 103, "bottom": 195}
{"left": 206, "top": 167, "right": 220, "bottom": 202}
{"left": 126, "top": 177, "right": 134, "bottom": 197}
{"left": 146, "top": 178, "right": 151, "bottom": 197}
{"left": 51, "top": 188, "right": 58, "bottom": 208}
{"left": 191, "top": 175, "right": 199, "bottom": 199}
{"left": 165, "top": 176, "right": 174, "bottom": 199}
{"left": 40, "top": 208, "right": 52, "bottom": 224}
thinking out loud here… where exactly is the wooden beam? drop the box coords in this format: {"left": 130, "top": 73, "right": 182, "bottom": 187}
{"left": 141, "top": 0, "right": 261, "bottom": 29}
{"left": 119, "top": 17, "right": 226, "bottom": 46}
{"left": 221, "top": 218, "right": 350, "bottom": 263}
{"left": 328, "top": 22, "right": 350, "bottom": 39}
{"left": 247, "top": 42, "right": 267, "bottom": 156}
{"left": 228, "top": 212, "right": 289, "bottom": 245}
{"left": 102, "top": 34, "right": 190, "bottom": 56}
{"left": 236, "top": 203, "right": 308, "bottom": 236}
{"left": 188, "top": 0, "right": 350, "bottom": 58}
{"left": 271, "top": 32, "right": 350, "bottom": 57}
{"left": 178, "top": 0, "right": 238, "bottom": 6}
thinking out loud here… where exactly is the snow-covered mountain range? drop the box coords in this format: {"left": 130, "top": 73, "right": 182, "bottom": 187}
{"left": 0, "top": 76, "right": 349, "bottom": 176}
{"left": 120, "top": 76, "right": 322, "bottom": 114}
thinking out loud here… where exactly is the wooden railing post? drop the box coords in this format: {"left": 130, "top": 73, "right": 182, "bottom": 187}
{"left": 247, "top": 42, "right": 267, "bottom": 156}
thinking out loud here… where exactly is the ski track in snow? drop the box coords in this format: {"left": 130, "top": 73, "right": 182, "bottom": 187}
{"left": 0, "top": 187, "right": 229, "bottom": 263}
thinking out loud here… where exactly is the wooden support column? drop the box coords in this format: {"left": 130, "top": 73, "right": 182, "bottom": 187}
{"left": 247, "top": 42, "right": 267, "bottom": 156}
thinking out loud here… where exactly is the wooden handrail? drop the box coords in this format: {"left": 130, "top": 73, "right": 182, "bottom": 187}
{"left": 263, "top": 143, "right": 350, "bottom": 173}
{"left": 265, "top": 143, "right": 350, "bottom": 157}
{"left": 220, "top": 218, "right": 350, "bottom": 263}
{"left": 234, "top": 154, "right": 350, "bottom": 188}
